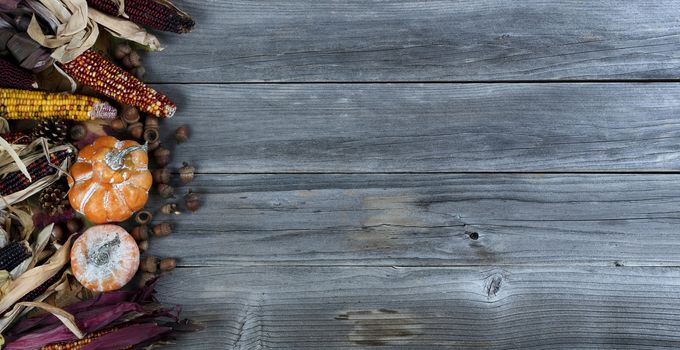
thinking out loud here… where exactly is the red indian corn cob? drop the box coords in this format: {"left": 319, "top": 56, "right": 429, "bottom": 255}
{"left": 58, "top": 50, "right": 176, "bottom": 118}
{"left": 86, "top": 0, "right": 194, "bottom": 33}
{"left": 0, "top": 149, "right": 74, "bottom": 196}
{"left": 0, "top": 58, "right": 37, "bottom": 90}
{"left": 0, "top": 241, "right": 32, "bottom": 272}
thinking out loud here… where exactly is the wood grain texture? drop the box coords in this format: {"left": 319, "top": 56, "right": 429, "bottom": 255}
{"left": 157, "top": 266, "right": 680, "bottom": 349}
{"left": 145, "top": 0, "right": 680, "bottom": 82}
{"left": 155, "top": 83, "right": 680, "bottom": 173}
{"left": 148, "top": 173, "right": 680, "bottom": 266}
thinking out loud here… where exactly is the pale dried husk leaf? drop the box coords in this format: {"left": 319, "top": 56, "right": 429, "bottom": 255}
{"left": 89, "top": 8, "right": 160, "bottom": 51}
{"left": 26, "top": 0, "right": 159, "bottom": 63}
{"left": 0, "top": 136, "right": 31, "bottom": 181}
{"left": 0, "top": 140, "right": 75, "bottom": 211}
{"left": 0, "top": 232, "right": 73, "bottom": 333}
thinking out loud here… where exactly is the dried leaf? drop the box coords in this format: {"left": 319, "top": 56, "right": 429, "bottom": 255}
{"left": 8, "top": 204, "right": 35, "bottom": 241}
{"left": 0, "top": 136, "right": 30, "bottom": 181}
{"left": 28, "top": 223, "right": 52, "bottom": 270}
{"left": 15, "top": 301, "right": 83, "bottom": 339}
{"left": 0, "top": 234, "right": 73, "bottom": 316}
{"left": 0, "top": 118, "right": 9, "bottom": 133}
{"left": 26, "top": 0, "right": 100, "bottom": 63}
{"left": 0, "top": 142, "right": 74, "bottom": 211}
{"left": 88, "top": 8, "right": 160, "bottom": 51}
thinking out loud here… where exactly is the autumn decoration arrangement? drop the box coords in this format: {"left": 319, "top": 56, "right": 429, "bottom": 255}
{"left": 0, "top": 0, "right": 201, "bottom": 347}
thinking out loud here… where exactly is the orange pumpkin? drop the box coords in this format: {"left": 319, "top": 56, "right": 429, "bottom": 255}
{"left": 68, "top": 136, "right": 152, "bottom": 223}
{"left": 71, "top": 224, "right": 140, "bottom": 291}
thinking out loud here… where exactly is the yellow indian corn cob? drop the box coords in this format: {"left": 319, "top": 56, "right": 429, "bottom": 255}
{"left": 0, "top": 88, "right": 117, "bottom": 120}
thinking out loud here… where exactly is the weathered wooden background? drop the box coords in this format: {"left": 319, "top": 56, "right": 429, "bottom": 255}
{"left": 149, "top": 1, "right": 680, "bottom": 348}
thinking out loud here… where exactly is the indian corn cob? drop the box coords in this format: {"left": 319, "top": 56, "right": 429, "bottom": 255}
{"left": 0, "top": 58, "right": 37, "bottom": 90}
{"left": 86, "top": 0, "right": 194, "bottom": 33}
{"left": 0, "top": 131, "right": 32, "bottom": 144}
{"left": 0, "top": 149, "right": 74, "bottom": 196}
{"left": 0, "top": 88, "right": 117, "bottom": 120}
{"left": 58, "top": 49, "right": 176, "bottom": 118}
{"left": 1, "top": 268, "right": 64, "bottom": 318}
{"left": 0, "top": 241, "right": 31, "bottom": 272}
{"left": 39, "top": 326, "right": 126, "bottom": 350}
{"left": 14, "top": 268, "right": 64, "bottom": 307}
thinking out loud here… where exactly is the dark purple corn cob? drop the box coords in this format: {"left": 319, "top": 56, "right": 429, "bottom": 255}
{"left": 0, "top": 58, "right": 37, "bottom": 90}
{"left": 0, "top": 241, "right": 31, "bottom": 272}
{"left": 86, "top": 0, "right": 194, "bottom": 33}
{"left": 0, "top": 149, "right": 74, "bottom": 196}
{"left": 0, "top": 131, "right": 32, "bottom": 144}
{"left": 15, "top": 268, "right": 64, "bottom": 305}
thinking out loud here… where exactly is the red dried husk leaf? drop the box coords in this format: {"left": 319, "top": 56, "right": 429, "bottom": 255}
{"left": 4, "top": 278, "right": 202, "bottom": 350}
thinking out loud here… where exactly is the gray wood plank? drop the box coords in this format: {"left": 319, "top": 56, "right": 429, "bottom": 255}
{"left": 148, "top": 173, "right": 680, "bottom": 266}
{"left": 156, "top": 266, "right": 680, "bottom": 349}
{"left": 156, "top": 83, "right": 680, "bottom": 172}
{"left": 146, "top": 0, "right": 680, "bottom": 82}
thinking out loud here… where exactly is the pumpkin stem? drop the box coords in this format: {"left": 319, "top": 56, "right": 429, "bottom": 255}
{"left": 89, "top": 235, "right": 121, "bottom": 266}
{"left": 104, "top": 142, "right": 148, "bottom": 171}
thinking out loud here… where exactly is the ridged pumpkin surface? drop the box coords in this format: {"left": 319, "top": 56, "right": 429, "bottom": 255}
{"left": 71, "top": 224, "right": 140, "bottom": 292}
{"left": 68, "top": 136, "right": 152, "bottom": 223}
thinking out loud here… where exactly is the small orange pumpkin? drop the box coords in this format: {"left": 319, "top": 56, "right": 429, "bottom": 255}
{"left": 68, "top": 136, "right": 152, "bottom": 223}
{"left": 71, "top": 224, "right": 140, "bottom": 291}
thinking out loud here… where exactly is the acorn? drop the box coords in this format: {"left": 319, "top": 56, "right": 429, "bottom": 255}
{"left": 135, "top": 210, "right": 153, "bottom": 225}
{"left": 51, "top": 224, "right": 65, "bottom": 243}
{"left": 143, "top": 128, "right": 160, "bottom": 144}
{"left": 131, "top": 66, "right": 146, "bottom": 80}
{"left": 66, "top": 217, "right": 83, "bottom": 234}
{"left": 152, "top": 223, "right": 172, "bottom": 237}
{"left": 121, "top": 55, "right": 136, "bottom": 70}
{"left": 160, "top": 203, "right": 180, "bottom": 215}
{"left": 113, "top": 43, "right": 132, "bottom": 60}
{"left": 122, "top": 105, "right": 140, "bottom": 124}
{"left": 184, "top": 190, "right": 201, "bottom": 213}
{"left": 137, "top": 240, "right": 149, "bottom": 252}
{"left": 131, "top": 225, "right": 149, "bottom": 241}
{"left": 140, "top": 255, "right": 158, "bottom": 273}
{"left": 128, "top": 50, "right": 142, "bottom": 68}
{"left": 153, "top": 168, "right": 171, "bottom": 184}
{"left": 153, "top": 147, "right": 170, "bottom": 168}
{"left": 145, "top": 115, "right": 159, "bottom": 129}
{"left": 137, "top": 272, "right": 155, "bottom": 288}
{"left": 159, "top": 258, "right": 177, "bottom": 271}
{"left": 178, "top": 162, "right": 195, "bottom": 184}
{"left": 69, "top": 123, "right": 87, "bottom": 141}
{"left": 110, "top": 118, "right": 127, "bottom": 131}
{"left": 127, "top": 122, "right": 144, "bottom": 139}
{"left": 148, "top": 141, "right": 160, "bottom": 152}
{"left": 157, "top": 183, "right": 175, "bottom": 198}
{"left": 174, "top": 125, "right": 189, "bottom": 143}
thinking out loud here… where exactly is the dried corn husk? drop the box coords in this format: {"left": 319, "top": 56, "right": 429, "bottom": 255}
{"left": 0, "top": 228, "right": 73, "bottom": 333}
{"left": 25, "top": 0, "right": 159, "bottom": 63}
{"left": 9, "top": 217, "right": 51, "bottom": 279}
{"left": 1, "top": 0, "right": 159, "bottom": 65}
{"left": 0, "top": 139, "right": 75, "bottom": 210}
